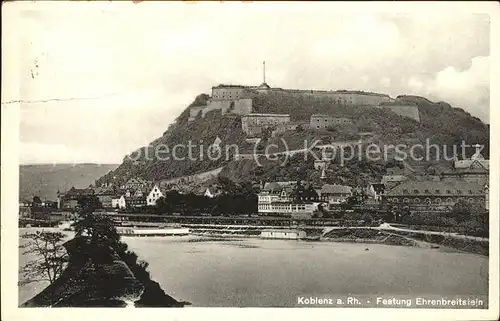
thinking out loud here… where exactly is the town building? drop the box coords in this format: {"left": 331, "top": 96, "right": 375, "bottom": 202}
{"left": 317, "top": 184, "right": 352, "bottom": 204}
{"left": 203, "top": 187, "right": 220, "bottom": 198}
{"left": 120, "top": 177, "right": 152, "bottom": 191}
{"left": 19, "top": 200, "right": 32, "bottom": 218}
{"left": 133, "top": 188, "right": 146, "bottom": 198}
{"left": 57, "top": 187, "right": 95, "bottom": 209}
{"left": 124, "top": 196, "right": 147, "bottom": 208}
{"left": 111, "top": 196, "right": 124, "bottom": 209}
{"left": 212, "top": 136, "right": 222, "bottom": 149}
{"left": 382, "top": 179, "right": 487, "bottom": 211}
{"left": 381, "top": 175, "right": 407, "bottom": 189}
{"left": 94, "top": 186, "right": 115, "bottom": 209}
{"left": 441, "top": 147, "right": 489, "bottom": 185}
{"left": 366, "top": 183, "right": 386, "bottom": 202}
{"left": 309, "top": 114, "right": 353, "bottom": 129}
{"left": 257, "top": 181, "right": 320, "bottom": 217}
{"left": 146, "top": 185, "right": 164, "bottom": 206}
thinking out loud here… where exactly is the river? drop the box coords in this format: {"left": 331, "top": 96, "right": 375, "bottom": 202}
{"left": 18, "top": 231, "right": 489, "bottom": 307}
{"left": 123, "top": 235, "right": 488, "bottom": 307}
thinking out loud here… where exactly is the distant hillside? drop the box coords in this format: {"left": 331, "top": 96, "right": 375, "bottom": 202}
{"left": 19, "top": 164, "right": 118, "bottom": 201}
{"left": 96, "top": 90, "right": 489, "bottom": 188}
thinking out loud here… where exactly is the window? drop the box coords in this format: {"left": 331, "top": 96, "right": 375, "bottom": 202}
{"left": 435, "top": 198, "right": 442, "bottom": 204}
{"left": 403, "top": 189, "right": 409, "bottom": 194}
{"left": 446, "top": 190, "right": 451, "bottom": 194}
{"left": 425, "top": 198, "right": 431, "bottom": 204}
{"left": 457, "top": 190, "right": 463, "bottom": 194}
{"left": 414, "top": 189, "right": 419, "bottom": 194}
{"left": 424, "top": 189, "right": 430, "bottom": 193}
{"left": 468, "top": 190, "right": 473, "bottom": 194}
{"left": 414, "top": 198, "right": 420, "bottom": 203}
{"left": 435, "top": 190, "right": 440, "bottom": 194}
{"left": 403, "top": 198, "right": 409, "bottom": 203}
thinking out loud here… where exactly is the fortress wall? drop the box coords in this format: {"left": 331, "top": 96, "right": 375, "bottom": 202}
{"left": 267, "top": 88, "right": 393, "bottom": 106}
{"left": 346, "top": 94, "right": 393, "bottom": 105}
{"left": 244, "top": 126, "right": 264, "bottom": 136}
{"left": 188, "top": 106, "right": 204, "bottom": 121}
{"left": 232, "top": 98, "right": 253, "bottom": 115}
{"left": 195, "top": 98, "right": 253, "bottom": 120}
{"left": 272, "top": 123, "right": 300, "bottom": 137}
{"left": 241, "top": 114, "right": 291, "bottom": 136}
{"left": 212, "top": 87, "right": 246, "bottom": 100}
{"left": 202, "top": 100, "right": 231, "bottom": 117}
{"left": 382, "top": 105, "right": 420, "bottom": 122}
{"left": 310, "top": 115, "right": 353, "bottom": 129}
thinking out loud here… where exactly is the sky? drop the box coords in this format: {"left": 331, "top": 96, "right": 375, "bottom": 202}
{"left": 5, "top": 2, "right": 491, "bottom": 164}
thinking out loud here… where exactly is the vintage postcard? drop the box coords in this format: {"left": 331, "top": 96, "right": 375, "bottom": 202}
{"left": 1, "top": 1, "right": 499, "bottom": 320}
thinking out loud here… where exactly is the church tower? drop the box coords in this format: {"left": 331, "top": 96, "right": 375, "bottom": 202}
{"left": 320, "top": 166, "right": 327, "bottom": 180}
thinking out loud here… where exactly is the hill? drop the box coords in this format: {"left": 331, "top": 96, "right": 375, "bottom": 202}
{"left": 95, "top": 90, "right": 489, "bottom": 188}
{"left": 20, "top": 164, "right": 118, "bottom": 201}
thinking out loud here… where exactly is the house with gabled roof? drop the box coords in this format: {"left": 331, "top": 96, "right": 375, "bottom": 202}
{"left": 203, "top": 186, "right": 221, "bottom": 198}
{"left": 146, "top": 184, "right": 164, "bottom": 206}
{"left": 381, "top": 175, "right": 407, "bottom": 189}
{"left": 367, "top": 183, "right": 385, "bottom": 202}
{"left": 317, "top": 184, "right": 352, "bottom": 204}
{"left": 442, "top": 147, "right": 489, "bottom": 185}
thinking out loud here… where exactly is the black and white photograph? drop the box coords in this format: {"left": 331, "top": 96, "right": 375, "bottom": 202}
{"left": 1, "top": 1, "right": 499, "bottom": 320}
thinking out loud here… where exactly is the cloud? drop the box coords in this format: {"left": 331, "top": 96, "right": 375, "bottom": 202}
{"left": 407, "top": 56, "right": 489, "bottom": 121}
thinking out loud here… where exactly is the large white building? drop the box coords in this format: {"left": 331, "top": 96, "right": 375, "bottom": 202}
{"left": 257, "top": 182, "right": 320, "bottom": 216}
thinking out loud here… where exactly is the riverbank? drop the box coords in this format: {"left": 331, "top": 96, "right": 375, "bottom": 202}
{"left": 18, "top": 228, "right": 187, "bottom": 307}
{"left": 187, "top": 225, "right": 488, "bottom": 256}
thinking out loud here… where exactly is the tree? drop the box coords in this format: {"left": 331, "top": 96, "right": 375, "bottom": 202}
{"left": 77, "top": 196, "right": 103, "bottom": 215}
{"left": 72, "top": 214, "right": 120, "bottom": 250}
{"left": 19, "top": 231, "right": 68, "bottom": 285}
{"left": 32, "top": 196, "right": 42, "bottom": 206}
{"left": 155, "top": 196, "right": 170, "bottom": 214}
{"left": 447, "top": 200, "right": 473, "bottom": 224}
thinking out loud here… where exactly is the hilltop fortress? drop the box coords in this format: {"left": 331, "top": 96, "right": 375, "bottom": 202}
{"left": 187, "top": 65, "right": 421, "bottom": 135}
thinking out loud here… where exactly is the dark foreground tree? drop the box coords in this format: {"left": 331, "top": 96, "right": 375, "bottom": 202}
{"left": 19, "top": 231, "right": 68, "bottom": 285}
{"left": 72, "top": 214, "right": 120, "bottom": 250}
